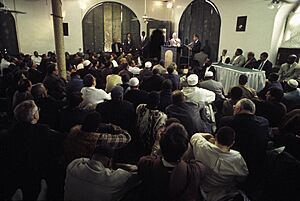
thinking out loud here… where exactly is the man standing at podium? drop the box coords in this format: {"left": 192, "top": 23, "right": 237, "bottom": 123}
{"left": 187, "top": 34, "right": 202, "bottom": 58}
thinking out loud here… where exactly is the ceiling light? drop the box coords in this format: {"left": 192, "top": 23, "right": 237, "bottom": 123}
{"left": 166, "top": 2, "right": 173, "bottom": 9}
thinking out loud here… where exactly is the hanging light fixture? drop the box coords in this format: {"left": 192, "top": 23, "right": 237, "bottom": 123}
{"left": 268, "top": 0, "right": 281, "bottom": 9}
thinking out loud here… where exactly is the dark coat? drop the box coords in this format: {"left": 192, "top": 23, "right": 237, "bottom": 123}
{"left": 192, "top": 40, "right": 202, "bottom": 56}
{"left": 254, "top": 60, "right": 273, "bottom": 78}
{"left": 111, "top": 42, "right": 123, "bottom": 54}
{"left": 140, "top": 74, "right": 165, "bottom": 92}
{"left": 254, "top": 100, "right": 287, "bottom": 127}
{"left": 220, "top": 114, "right": 269, "bottom": 177}
{"left": 27, "top": 68, "right": 43, "bottom": 84}
{"left": 1, "top": 122, "right": 63, "bottom": 200}
{"left": 138, "top": 155, "right": 206, "bottom": 201}
{"left": 163, "top": 74, "right": 180, "bottom": 91}
{"left": 166, "top": 102, "right": 211, "bottom": 137}
{"left": 66, "top": 76, "right": 83, "bottom": 96}
{"left": 159, "top": 89, "right": 173, "bottom": 112}
{"left": 96, "top": 99, "right": 136, "bottom": 133}
{"left": 59, "top": 106, "right": 89, "bottom": 133}
{"left": 43, "top": 74, "right": 66, "bottom": 100}
{"left": 124, "top": 89, "right": 149, "bottom": 110}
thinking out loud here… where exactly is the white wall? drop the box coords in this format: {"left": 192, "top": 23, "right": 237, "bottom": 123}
{"left": 7, "top": 0, "right": 297, "bottom": 64}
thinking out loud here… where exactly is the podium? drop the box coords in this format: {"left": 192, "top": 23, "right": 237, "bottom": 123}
{"left": 161, "top": 46, "right": 182, "bottom": 68}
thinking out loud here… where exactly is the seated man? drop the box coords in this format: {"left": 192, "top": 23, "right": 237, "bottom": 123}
{"left": 96, "top": 86, "right": 136, "bottom": 134}
{"left": 64, "top": 145, "right": 138, "bottom": 201}
{"left": 1, "top": 100, "right": 63, "bottom": 200}
{"left": 237, "top": 74, "right": 257, "bottom": 99}
{"left": 220, "top": 98, "right": 269, "bottom": 182}
{"left": 166, "top": 91, "right": 211, "bottom": 137}
{"left": 140, "top": 68, "right": 165, "bottom": 92}
{"left": 199, "top": 71, "right": 225, "bottom": 100}
{"left": 254, "top": 52, "right": 273, "bottom": 78}
{"left": 182, "top": 74, "right": 215, "bottom": 104}
{"left": 255, "top": 88, "right": 286, "bottom": 127}
{"left": 222, "top": 86, "right": 243, "bottom": 116}
{"left": 191, "top": 127, "right": 248, "bottom": 201}
{"left": 257, "top": 73, "right": 283, "bottom": 100}
{"left": 244, "top": 52, "right": 256, "bottom": 69}
{"left": 124, "top": 77, "right": 148, "bottom": 110}
{"left": 138, "top": 123, "right": 206, "bottom": 201}
{"left": 282, "top": 79, "right": 300, "bottom": 111}
{"left": 278, "top": 54, "right": 300, "bottom": 82}
{"left": 230, "top": 48, "right": 246, "bottom": 67}
{"left": 80, "top": 74, "right": 111, "bottom": 110}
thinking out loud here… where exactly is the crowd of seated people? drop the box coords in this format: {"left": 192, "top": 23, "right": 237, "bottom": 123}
{"left": 0, "top": 49, "right": 300, "bottom": 201}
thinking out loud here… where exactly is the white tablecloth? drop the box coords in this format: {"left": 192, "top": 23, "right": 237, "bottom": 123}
{"left": 213, "top": 63, "right": 266, "bottom": 95}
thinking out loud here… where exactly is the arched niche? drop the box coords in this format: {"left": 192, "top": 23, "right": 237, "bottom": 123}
{"left": 0, "top": 12, "right": 19, "bottom": 55}
{"left": 179, "top": 0, "right": 221, "bottom": 62}
{"left": 82, "top": 2, "right": 140, "bottom": 53}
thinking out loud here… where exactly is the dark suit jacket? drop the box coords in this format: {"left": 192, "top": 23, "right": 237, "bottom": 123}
{"left": 111, "top": 42, "right": 123, "bottom": 53}
{"left": 123, "top": 38, "right": 134, "bottom": 53}
{"left": 140, "top": 36, "right": 149, "bottom": 49}
{"left": 96, "top": 100, "right": 136, "bottom": 134}
{"left": 192, "top": 40, "right": 201, "bottom": 56}
{"left": 244, "top": 58, "right": 257, "bottom": 69}
{"left": 166, "top": 102, "right": 211, "bottom": 137}
{"left": 140, "top": 74, "right": 165, "bottom": 92}
{"left": 254, "top": 60, "right": 273, "bottom": 78}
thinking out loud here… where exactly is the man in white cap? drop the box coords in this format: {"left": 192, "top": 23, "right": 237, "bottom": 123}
{"left": 282, "top": 79, "right": 300, "bottom": 110}
{"left": 78, "top": 60, "right": 93, "bottom": 79}
{"left": 139, "top": 61, "right": 153, "bottom": 82}
{"left": 124, "top": 77, "right": 148, "bottom": 109}
{"left": 199, "top": 71, "right": 225, "bottom": 100}
{"left": 182, "top": 74, "right": 216, "bottom": 127}
{"left": 182, "top": 74, "right": 215, "bottom": 104}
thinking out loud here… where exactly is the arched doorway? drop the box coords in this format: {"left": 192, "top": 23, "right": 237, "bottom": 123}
{"left": 179, "top": 0, "right": 221, "bottom": 62}
{"left": 0, "top": 12, "right": 19, "bottom": 55}
{"left": 82, "top": 2, "right": 140, "bottom": 52}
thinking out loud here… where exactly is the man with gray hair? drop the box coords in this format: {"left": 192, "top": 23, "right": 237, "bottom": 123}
{"left": 220, "top": 98, "right": 269, "bottom": 187}
{"left": 14, "top": 100, "right": 39, "bottom": 124}
{"left": 2, "top": 100, "right": 63, "bottom": 200}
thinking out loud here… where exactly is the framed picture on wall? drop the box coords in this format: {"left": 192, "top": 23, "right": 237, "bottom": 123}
{"left": 236, "top": 16, "right": 247, "bottom": 32}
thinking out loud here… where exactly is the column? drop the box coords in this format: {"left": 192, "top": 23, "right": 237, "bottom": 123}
{"left": 51, "top": 0, "right": 66, "bottom": 79}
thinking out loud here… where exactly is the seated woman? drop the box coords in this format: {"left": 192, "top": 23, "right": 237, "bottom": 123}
{"left": 138, "top": 123, "right": 206, "bottom": 201}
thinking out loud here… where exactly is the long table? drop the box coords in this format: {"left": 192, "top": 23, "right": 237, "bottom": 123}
{"left": 212, "top": 63, "right": 266, "bottom": 95}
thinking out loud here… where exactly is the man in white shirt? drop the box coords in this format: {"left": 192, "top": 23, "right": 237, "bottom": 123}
{"left": 31, "top": 51, "right": 42, "bottom": 66}
{"left": 64, "top": 145, "right": 138, "bottom": 201}
{"left": 80, "top": 74, "right": 111, "bottom": 110}
{"left": 191, "top": 127, "right": 249, "bottom": 201}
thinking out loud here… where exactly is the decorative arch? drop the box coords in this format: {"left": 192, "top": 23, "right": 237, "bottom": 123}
{"left": 179, "top": 0, "right": 221, "bottom": 61}
{"left": 82, "top": 2, "right": 140, "bottom": 52}
{"left": 0, "top": 12, "right": 19, "bottom": 55}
